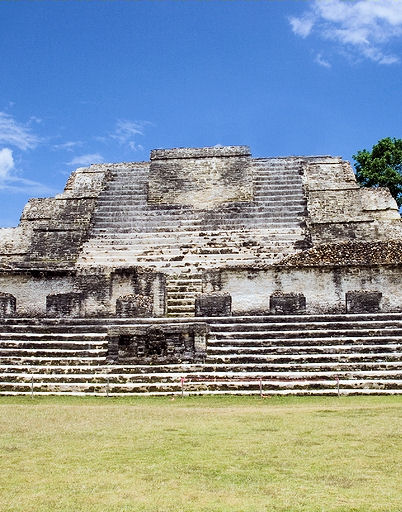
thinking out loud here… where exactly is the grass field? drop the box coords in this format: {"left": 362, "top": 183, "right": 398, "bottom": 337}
{"left": 0, "top": 395, "right": 401, "bottom": 512}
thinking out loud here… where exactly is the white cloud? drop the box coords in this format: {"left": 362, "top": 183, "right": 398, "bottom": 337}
{"left": 0, "top": 147, "right": 56, "bottom": 195}
{"left": 289, "top": 0, "right": 402, "bottom": 64}
{"left": 0, "top": 148, "right": 15, "bottom": 179}
{"left": 315, "top": 53, "right": 331, "bottom": 68}
{"left": 67, "top": 153, "right": 105, "bottom": 166}
{"left": 289, "top": 15, "right": 315, "bottom": 38}
{"left": 0, "top": 112, "right": 41, "bottom": 150}
{"left": 0, "top": 177, "right": 57, "bottom": 196}
{"left": 53, "top": 141, "right": 83, "bottom": 152}
{"left": 109, "top": 120, "right": 149, "bottom": 151}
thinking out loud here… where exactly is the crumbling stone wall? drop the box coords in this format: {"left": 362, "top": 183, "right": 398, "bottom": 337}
{"left": 0, "top": 292, "right": 16, "bottom": 318}
{"left": 195, "top": 293, "right": 232, "bottom": 316}
{"left": 346, "top": 291, "right": 382, "bottom": 313}
{"left": 302, "top": 157, "right": 402, "bottom": 244}
{"left": 148, "top": 146, "right": 253, "bottom": 208}
{"left": 116, "top": 294, "right": 154, "bottom": 317}
{"left": 0, "top": 270, "right": 75, "bottom": 317}
{"left": 205, "top": 263, "right": 402, "bottom": 315}
{"left": 110, "top": 268, "right": 165, "bottom": 317}
{"left": 0, "top": 266, "right": 165, "bottom": 318}
{"left": 107, "top": 322, "right": 208, "bottom": 364}
{"left": 46, "top": 292, "right": 83, "bottom": 317}
{"left": 0, "top": 146, "right": 401, "bottom": 318}
{"left": 0, "top": 163, "right": 112, "bottom": 269}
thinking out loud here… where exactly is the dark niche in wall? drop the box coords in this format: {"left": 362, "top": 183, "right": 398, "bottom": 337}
{"left": 346, "top": 290, "right": 382, "bottom": 313}
{"left": 107, "top": 323, "right": 208, "bottom": 364}
{"left": 270, "top": 292, "right": 306, "bottom": 314}
{"left": 0, "top": 293, "right": 16, "bottom": 318}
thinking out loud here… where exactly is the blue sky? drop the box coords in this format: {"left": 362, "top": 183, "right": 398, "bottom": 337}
{"left": 0, "top": 0, "right": 401, "bottom": 226}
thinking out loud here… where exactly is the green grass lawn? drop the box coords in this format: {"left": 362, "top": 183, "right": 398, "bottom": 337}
{"left": 0, "top": 395, "right": 401, "bottom": 512}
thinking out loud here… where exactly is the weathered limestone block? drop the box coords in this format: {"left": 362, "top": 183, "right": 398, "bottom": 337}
{"left": 107, "top": 322, "right": 208, "bottom": 364}
{"left": 9, "top": 165, "right": 113, "bottom": 267}
{"left": 270, "top": 292, "right": 306, "bottom": 314}
{"left": 0, "top": 146, "right": 401, "bottom": 320}
{"left": 46, "top": 292, "right": 83, "bottom": 317}
{"left": 282, "top": 240, "right": 402, "bottom": 267}
{"left": 306, "top": 189, "right": 371, "bottom": 223}
{"left": 0, "top": 292, "right": 16, "bottom": 317}
{"left": 148, "top": 145, "right": 253, "bottom": 208}
{"left": 116, "top": 294, "right": 153, "bottom": 318}
{"left": 346, "top": 291, "right": 382, "bottom": 313}
{"left": 111, "top": 268, "right": 165, "bottom": 318}
{"left": 303, "top": 159, "right": 358, "bottom": 191}
{"left": 61, "top": 166, "right": 112, "bottom": 198}
{"left": 195, "top": 293, "right": 232, "bottom": 317}
{"left": 303, "top": 159, "right": 402, "bottom": 246}
{"left": 0, "top": 226, "right": 32, "bottom": 263}
{"left": 360, "top": 188, "right": 401, "bottom": 219}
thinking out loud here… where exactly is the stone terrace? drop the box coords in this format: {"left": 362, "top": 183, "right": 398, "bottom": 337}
{"left": 0, "top": 145, "right": 401, "bottom": 396}
{"left": 0, "top": 313, "right": 401, "bottom": 396}
{"left": 77, "top": 157, "right": 310, "bottom": 272}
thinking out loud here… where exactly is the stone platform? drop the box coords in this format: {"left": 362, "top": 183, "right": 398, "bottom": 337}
{"left": 0, "top": 313, "right": 401, "bottom": 396}
{"left": 0, "top": 145, "right": 401, "bottom": 395}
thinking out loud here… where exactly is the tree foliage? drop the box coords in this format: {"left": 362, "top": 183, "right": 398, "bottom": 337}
{"left": 353, "top": 137, "right": 402, "bottom": 207}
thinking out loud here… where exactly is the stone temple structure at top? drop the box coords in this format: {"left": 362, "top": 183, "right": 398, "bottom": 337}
{"left": 0, "top": 145, "right": 401, "bottom": 395}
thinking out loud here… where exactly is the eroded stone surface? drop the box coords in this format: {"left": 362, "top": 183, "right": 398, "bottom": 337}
{"left": 107, "top": 322, "right": 208, "bottom": 364}
{"left": 0, "top": 145, "right": 400, "bottom": 320}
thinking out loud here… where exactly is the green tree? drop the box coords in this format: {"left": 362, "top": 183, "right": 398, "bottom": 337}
{"left": 353, "top": 137, "right": 402, "bottom": 207}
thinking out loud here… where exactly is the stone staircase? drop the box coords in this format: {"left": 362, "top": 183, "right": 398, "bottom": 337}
{"left": 165, "top": 273, "right": 203, "bottom": 317}
{"left": 77, "top": 158, "right": 309, "bottom": 272}
{"left": 0, "top": 313, "right": 401, "bottom": 396}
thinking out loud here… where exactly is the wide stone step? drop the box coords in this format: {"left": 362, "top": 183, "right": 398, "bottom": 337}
{"left": 82, "top": 242, "right": 292, "bottom": 254}
{"left": 80, "top": 254, "right": 287, "bottom": 265}
{"left": 95, "top": 195, "right": 306, "bottom": 207}
{"left": 84, "top": 246, "right": 290, "bottom": 256}
{"left": 0, "top": 333, "right": 107, "bottom": 341}
{"left": 200, "top": 361, "right": 402, "bottom": 372}
{"left": 207, "top": 344, "right": 402, "bottom": 355}
{"left": 92, "top": 212, "right": 303, "bottom": 221}
{"left": 2, "top": 370, "right": 401, "bottom": 384}
{"left": 92, "top": 209, "right": 305, "bottom": 219}
{"left": 0, "top": 325, "right": 108, "bottom": 334}
{"left": 211, "top": 330, "right": 402, "bottom": 340}
{"left": 0, "top": 348, "right": 108, "bottom": 357}
{"left": 93, "top": 206, "right": 305, "bottom": 217}
{"left": 209, "top": 313, "right": 402, "bottom": 324}
{"left": 209, "top": 320, "right": 402, "bottom": 332}
{"left": 166, "top": 289, "right": 200, "bottom": 295}
{"left": 95, "top": 200, "right": 306, "bottom": 211}
{"left": 208, "top": 337, "right": 402, "bottom": 348}
{"left": 167, "top": 300, "right": 196, "bottom": 307}
{"left": 0, "top": 340, "right": 107, "bottom": 350}
{"left": 3, "top": 389, "right": 400, "bottom": 396}
{"left": 166, "top": 312, "right": 194, "bottom": 318}
{"left": 89, "top": 225, "right": 301, "bottom": 234}
{"left": 2, "top": 313, "right": 398, "bottom": 327}
{"left": 206, "top": 353, "right": 402, "bottom": 364}
{"left": 1, "top": 362, "right": 401, "bottom": 376}
{"left": 85, "top": 236, "right": 302, "bottom": 247}
{"left": 254, "top": 183, "right": 303, "bottom": 190}
{"left": 89, "top": 221, "right": 301, "bottom": 233}
{"left": 89, "top": 229, "right": 303, "bottom": 239}
{"left": 0, "top": 356, "right": 107, "bottom": 366}
{"left": 166, "top": 305, "right": 195, "bottom": 312}
{"left": 91, "top": 219, "right": 302, "bottom": 230}
{"left": 1, "top": 378, "right": 401, "bottom": 395}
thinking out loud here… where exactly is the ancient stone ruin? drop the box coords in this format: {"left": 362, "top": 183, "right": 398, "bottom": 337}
{"left": 0, "top": 145, "right": 401, "bottom": 395}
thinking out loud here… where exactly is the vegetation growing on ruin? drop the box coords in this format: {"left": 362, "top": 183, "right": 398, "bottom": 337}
{"left": 0, "top": 395, "right": 401, "bottom": 512}
{"left": 354, "top": 137, "right": 402, "bottom": 207}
